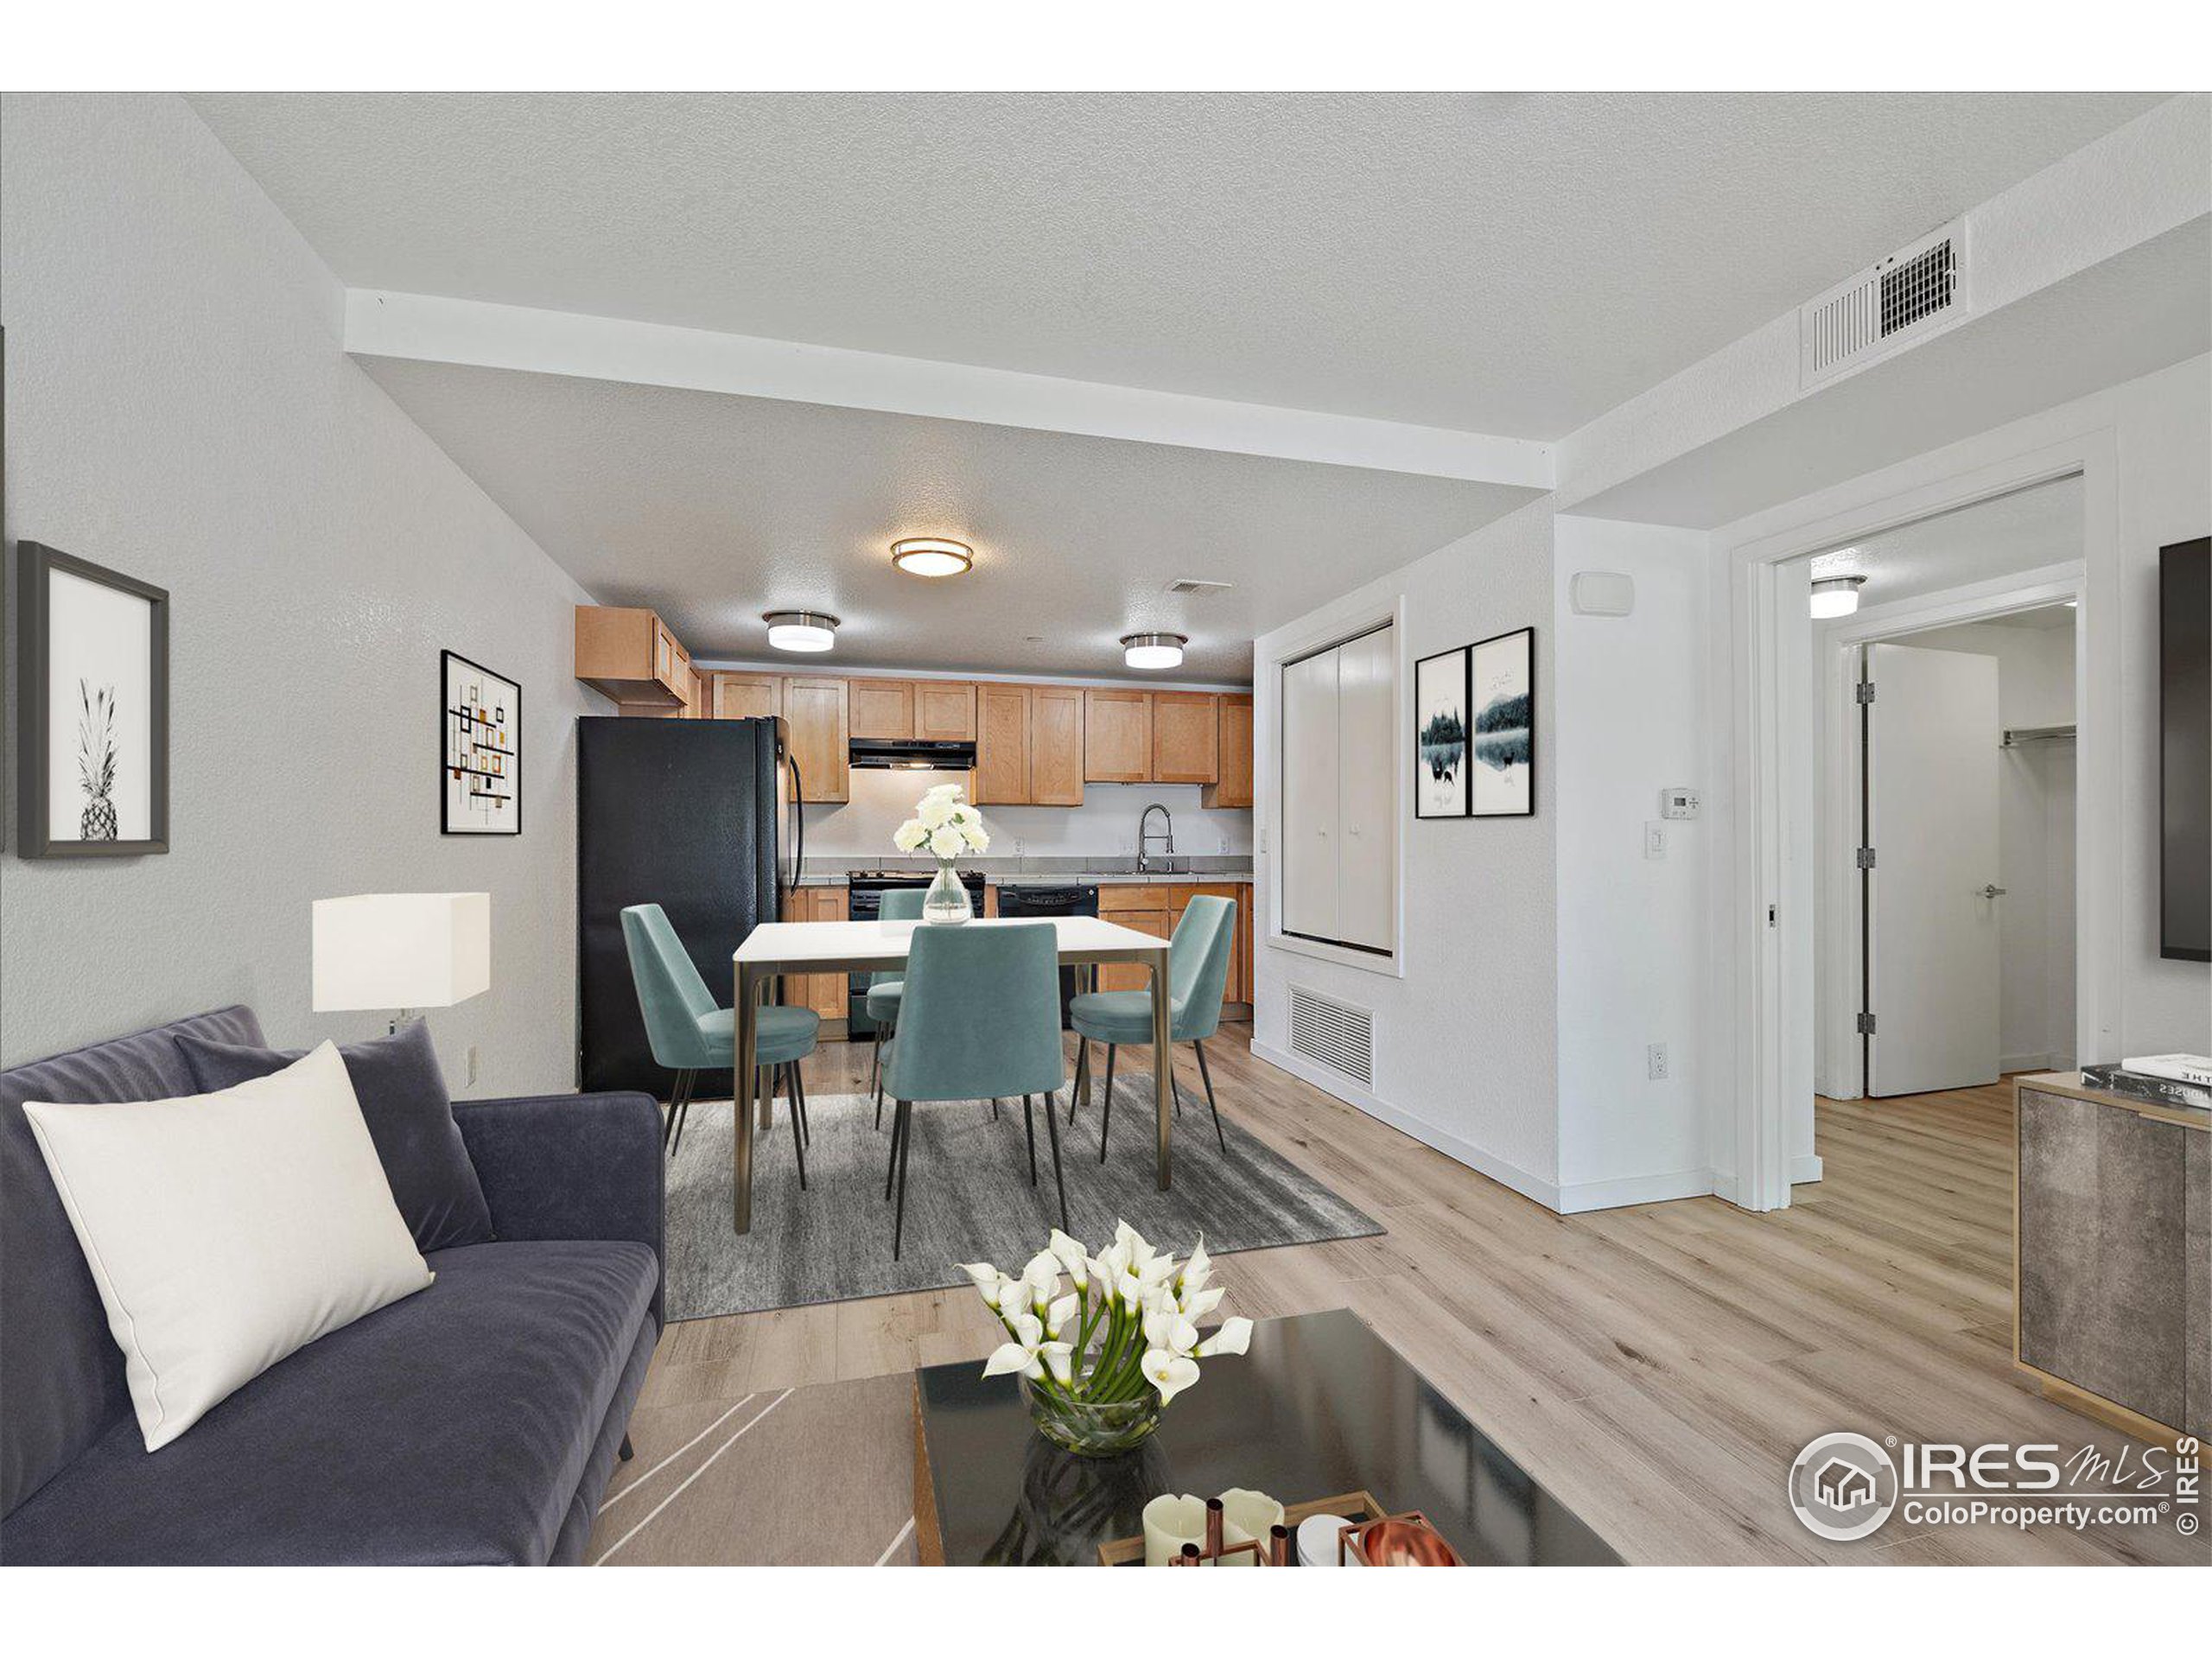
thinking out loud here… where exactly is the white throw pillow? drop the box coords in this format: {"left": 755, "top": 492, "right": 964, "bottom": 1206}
{"left": 23, "top": 1041, "right": 435, "bottom": 1451}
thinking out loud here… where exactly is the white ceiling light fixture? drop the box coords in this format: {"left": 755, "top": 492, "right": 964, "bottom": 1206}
{"left": 890, "top": 537, "right": 974, "bottom": 578}
{"left": 1120, "top": 632, "right": 1187, "bottom": 671}
{"left": 764, "top": 609, "right": 840, "bottom": 652}
{"left": 1808, "top": 576, "right": 1867, "bottom": 620}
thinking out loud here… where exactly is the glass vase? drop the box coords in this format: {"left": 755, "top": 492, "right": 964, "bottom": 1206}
{"left": 1020, "top": 1373, "right": 1162, "bottom": 1458}
{"left": 923, "top": 859, "right": 973, "bottom": 925}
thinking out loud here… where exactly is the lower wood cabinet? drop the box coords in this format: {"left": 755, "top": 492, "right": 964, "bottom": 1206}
{"left": 785, "top": 887, "right": 849, "bottom": 1020}
{"left": 2016, "top": 1077, "right": 2209, "bottom": 1438}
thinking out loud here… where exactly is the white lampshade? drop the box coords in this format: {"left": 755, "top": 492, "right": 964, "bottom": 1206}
{"left": 313, "top": 893, "right": 491, "bottom": 1013}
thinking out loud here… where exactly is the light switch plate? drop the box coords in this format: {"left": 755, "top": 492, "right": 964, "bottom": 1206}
{"left": 1643, "top": 822, "right": 1668, "bottom": 860}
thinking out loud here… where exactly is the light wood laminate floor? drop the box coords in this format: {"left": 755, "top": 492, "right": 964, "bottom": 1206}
{"left": 628, "top": 1030, "right": 2202, "bottom": 1566}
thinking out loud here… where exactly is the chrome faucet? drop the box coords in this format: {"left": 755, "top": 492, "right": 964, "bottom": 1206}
{"left": 1138, "top": 803, "right": 1176, "bottom": 873}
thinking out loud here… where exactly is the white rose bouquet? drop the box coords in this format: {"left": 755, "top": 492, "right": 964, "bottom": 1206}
{"left": 893, "top": 781, "right": 990, "bottom": 861}
{"left": 961, "top": 1223, "right": 1253, "bottom": 1454}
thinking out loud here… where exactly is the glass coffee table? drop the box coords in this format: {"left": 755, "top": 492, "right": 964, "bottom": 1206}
{"left": 911, "top": 1306, "right": 1619, "bottom": 1565}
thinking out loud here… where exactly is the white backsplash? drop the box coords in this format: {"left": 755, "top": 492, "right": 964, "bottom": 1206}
{"left": 803, "top": 767, "right": 1253, "bottom": 862}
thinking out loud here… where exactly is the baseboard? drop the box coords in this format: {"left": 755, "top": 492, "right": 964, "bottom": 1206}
{"left": 1555, "top": 1167, "right": 1714, "bottom": 1213}
{"left": 1249, "top": 1039, "right": 1561, "bottom": 1211}
{"left": 1791, "top": 1154, "right": 1824, "bottom": 1185}
{"left": 2002, "top": 1051, "right": 2053, "bottom": 1076}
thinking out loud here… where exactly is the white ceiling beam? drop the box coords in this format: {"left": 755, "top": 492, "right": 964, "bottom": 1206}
{"left": 344, "top": 289, "right": 1554, "bottom": 489}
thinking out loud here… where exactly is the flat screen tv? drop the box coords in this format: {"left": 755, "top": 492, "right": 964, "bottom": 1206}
{"left": 2161, "top": 537, "right": 2210, "bottom": 962}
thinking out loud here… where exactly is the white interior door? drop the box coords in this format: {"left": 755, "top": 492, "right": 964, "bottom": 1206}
{"left": 1866, "top": 641, "right": 2001, "bottom": 1096}
{"left": 1335, "top": 626, "right": 1396, "bottom": 951}
{"left": 1281, "top": 646, "right": 1341, "bottom": 942}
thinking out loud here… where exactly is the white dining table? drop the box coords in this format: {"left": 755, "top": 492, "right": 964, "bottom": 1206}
{"left": 728, "top": 915, "right": 1175, "bottom": 1233}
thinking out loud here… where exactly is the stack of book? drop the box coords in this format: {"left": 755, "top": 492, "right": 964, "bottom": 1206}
{"left": 2079, "top": 1054, "right": 2212, "bottom": 1112}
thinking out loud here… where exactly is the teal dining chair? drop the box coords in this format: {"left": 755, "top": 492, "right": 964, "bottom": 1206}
{"left": 1070, "top": 894, "right": 1236, "bottom": 1160}
{"left": 620, "top": 903, "right": 821, "bottom": 1186}
{"left": 867, "top": 886, "right": 927, "bottom": 1127}
{"left": 879, "top": 922, "right": 1069, "bottom": 1260}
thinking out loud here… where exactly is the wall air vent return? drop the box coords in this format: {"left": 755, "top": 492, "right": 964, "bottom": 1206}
{"left": 1799, "top": 218, "right": 1967, "bottom": 389}
{"left": 1288, "top": 986, "right": 1374, "bottom": 1088}
{"left": 1165, "top": 578, "right": 1234, "bottom": 597}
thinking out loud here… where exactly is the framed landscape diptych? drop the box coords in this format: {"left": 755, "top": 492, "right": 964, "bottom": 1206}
{"left": 1414, "top": 645, "right": 1470, "bottom": 818}
{"left": 1468, "top": 626, "right": 1535, "bottom": 817}
{"left": 14, "top": 542, "right": 170, "bottom": 858}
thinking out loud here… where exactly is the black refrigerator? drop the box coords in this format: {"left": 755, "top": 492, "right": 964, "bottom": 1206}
{"left": 577, "top": 715, "right": 801, "bottom": 1097}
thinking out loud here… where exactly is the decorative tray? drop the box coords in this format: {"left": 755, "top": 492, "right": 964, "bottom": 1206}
{"left": 1096, "top": 1489, "right": 1389, "bottom": 1567}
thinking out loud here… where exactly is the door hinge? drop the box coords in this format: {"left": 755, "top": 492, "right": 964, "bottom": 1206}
{"left": 1855, "top": 846, "right": 1877, "bottom": 870}
{"left": 1856, "top": 1011, "right": 1877, "bottom": 1036}
{"left": 1855, "top": 682, "right": 1877, "bottom": 704}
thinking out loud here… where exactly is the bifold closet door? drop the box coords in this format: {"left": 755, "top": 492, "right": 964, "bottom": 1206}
{"left": 1281, "top": 646, "right": 1342, "bottom": 943}
{"left": 1335, "top": 626, "right": 1395, "bottom": 951}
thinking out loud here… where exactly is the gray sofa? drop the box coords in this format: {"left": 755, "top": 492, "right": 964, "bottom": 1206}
{"left": 0, "top": 1007, "right": 664, "bottom": 1565}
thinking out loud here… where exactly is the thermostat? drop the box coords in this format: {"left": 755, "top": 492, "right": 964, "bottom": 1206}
{"left": 1661, "top": 786, "right": 1700, "bottom": 821}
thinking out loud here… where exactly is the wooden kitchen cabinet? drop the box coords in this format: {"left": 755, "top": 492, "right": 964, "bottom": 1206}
{"left": 1203, "top": 695, "right": 1254, "bottom": 808}
{"left": 915, "top": 681, "right": 976, "bottom": 741}
{"left": 785, "top": 887, "right": 849, "bottom": 1020}
{"left": 974, "top": 683, "right": 1032, "bottom": 804}
{"left": 711, "top": 672, "right": 782, "bottom": 721}
{"left": 575, "top": 605, "right": 687, "bottom": 707}
{"left": 1152, "top": 693, "right": 1220, "bottom": 785}
{"left": 1029, "top": 685, "right": 1086, "bottom": 804}
{"left": 781, "top": 677, "right": 849, "bottom": 803}
{"left": 1085, "top": 690, "right": 1154, "bottom": 783}
{"left": 849, "top": 678, "right": 916, "bottom": 741}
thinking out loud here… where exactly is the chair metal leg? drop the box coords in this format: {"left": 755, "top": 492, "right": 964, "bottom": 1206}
{"left": 620, "top": 1434, "right": 634, "bottom": 1461}
{"left": 884, "top": 1088, "right": 904, "bottom": 1200}
{"left": 1023, "top": 1094, "right": 1037, "bottom": 1185}
{"left": 892, "top": 1100, "right": 913, "bottom": 1260}
{"left": 1041, "top": 1079, "right": 1070, "bottom": 1234}
{"left": 1069, "top": 1038, "right": 1088, "bottom": 1124}
{"left": 792, "top": 1063, "right": 810, "bottom": 1147}
{"left": 660, "top": 1074, "right": 681, "bottom": 1151}
{"left": 1097, "top": 1045, "right": 1117, "bottom": 1162}
{"left": 871, "top": 1033, "right": 884, "bottom": 1129}
{"left": 784, "top": 1065, "right": 808, "bottom": 1191}
{"left": 1194, "top": 1039, "right": 1228, "bottom": 1154}
{"left": 990, "top": 1097, "right": 1001, "bottom": 1121}
{"left": 667, "top": 1070, "right": 696, "bottom": 1160}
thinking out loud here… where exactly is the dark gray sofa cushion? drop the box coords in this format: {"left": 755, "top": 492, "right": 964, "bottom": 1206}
{"left": 175, "top": 1020, "right": 493, "bottom": 1253}
{"left": 0, "top": 1239, "right": 657, "bottom": 1565}
{"left": 0, "top": 1005, "right": 264, "bottom": 1519}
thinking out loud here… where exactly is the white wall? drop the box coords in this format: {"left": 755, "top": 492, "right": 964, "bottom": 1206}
{"left": 800, "top": 767, "right": 1252, "bottom": 863}
{"left": 1552, "top": 518, "right": 1716, "bottom": 1208}
{"left": 1251, "top": 499, "right": 1560, "bottom": 1205}
{"left": 0, "top": 94, "right": 601, "bottom": 1092}
{"left": 1903, "top": 620, "right": 2077, "bottom": 1072}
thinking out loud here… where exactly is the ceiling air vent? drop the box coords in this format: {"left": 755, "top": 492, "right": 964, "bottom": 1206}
{"left": 1799, "top": 218, "right": 1967, "bottom": 390}
{"left": 1289, "top": 986, "right": 1374, "bottom": 1088}
{"left": 1165, "top": 578, "right": 1234, "bottom": 597}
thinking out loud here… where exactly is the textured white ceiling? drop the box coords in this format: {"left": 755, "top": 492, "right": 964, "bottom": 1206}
{"left": 1809, "top": 473, "right": 2082, "bottom": 611}
{"left": 358, "top": 359, "right": 1532, "bottom": 680}
{"left": 192, "top": 91, "right": 2162, "bottom": 437}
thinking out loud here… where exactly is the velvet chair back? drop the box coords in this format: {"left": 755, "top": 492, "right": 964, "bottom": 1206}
{"left": 620, "top": 905, "right": 722, "bottom": 1072}
{"left": 884, "top": 923, "right": 1066, "bottom": 1102}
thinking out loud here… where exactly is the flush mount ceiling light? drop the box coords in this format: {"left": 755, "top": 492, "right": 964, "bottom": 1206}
{"left": 890, "top": 537, "right": 974, "bottom": 578}
{"left": 1808, "top": 576, "right": 1867, "bottom": 620}
{"left": 764, "top": 609, "right": 839, "bottom": 652}
{"left": 1120, "top": 632, "right": 1187, "bottom": 671}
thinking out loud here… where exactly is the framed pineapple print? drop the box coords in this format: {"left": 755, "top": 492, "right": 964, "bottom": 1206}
{"left": 15, "top": 542, "right": 170, "bottom": 857}
{"left": 442, "top": 651, "right": 520, "bottom": 835}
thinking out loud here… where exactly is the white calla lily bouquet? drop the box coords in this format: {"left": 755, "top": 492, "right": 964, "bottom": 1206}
{"left": 963, "top": 1223, "right": 1253, "bottom": 1454}
{"left": 894, "top": 781, "right": 989, "bottom": 861}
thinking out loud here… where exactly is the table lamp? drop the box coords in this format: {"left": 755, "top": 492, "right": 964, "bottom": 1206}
{"left": 313, "top": 893, "right": 491, "bottom": 1033}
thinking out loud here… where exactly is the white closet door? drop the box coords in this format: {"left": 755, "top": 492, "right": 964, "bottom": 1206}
{"left": 1281, "top": 646, "right": 1342, "bottom": 942}
{"left": 1335, "top": 626, "right": 1396, "bottom": 951}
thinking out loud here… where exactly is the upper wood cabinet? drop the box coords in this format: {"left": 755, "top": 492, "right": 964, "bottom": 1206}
{"left": 1152, "top": 692, "right": 1221, "bottom": 785}
{"left": 915, "top": 680, "right": 977, "bottom": 741}
{"left": 1204, "top": 694, "right": 1254, "bottom": 808}
{"left": 782, "top": 677, "right": 849, "bottom": 803}
{"left": 849, "top": 678, "right": 916, "bottom": 740}
{"left": 575, "top": 606, "right": 686, "bottom": 706}
{"left": 974, "top": 683, "right": 1032, "bottom": 804}
{"left": 1029, "top": 686, "right": 1086, "bottom": 805}
{"left": 711, "top": 672, "right": 782, "bottom": 721}
{"left": 1085, "top": 690, "right": 1154, "bottom": 783}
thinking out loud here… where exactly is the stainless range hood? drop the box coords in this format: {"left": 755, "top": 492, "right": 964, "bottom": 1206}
{"left": 848, "top": 738, "right": 978, "bottom": 771}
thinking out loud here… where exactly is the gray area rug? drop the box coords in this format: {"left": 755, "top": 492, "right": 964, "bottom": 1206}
{"left": 664, "top": 1075, "right": 1382, "bottom": 1319}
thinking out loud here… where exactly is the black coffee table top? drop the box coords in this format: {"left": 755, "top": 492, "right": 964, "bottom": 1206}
{"left": 912, "top": 1306, "right": 1619, "bottom": 1565}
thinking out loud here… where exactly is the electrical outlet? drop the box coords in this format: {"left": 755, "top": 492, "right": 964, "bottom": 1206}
{"left": 467, "top": 1046, "right": 481, "bottom": 1086}
{"left": 1014, "top": 837, "right": 1026, "bottom": 855}
{"left": 1646, "top": 1042, "right": 1669, "bottom": 1081}
{"left": 1643, "top": 821, "right": 1668, "bottom": 860}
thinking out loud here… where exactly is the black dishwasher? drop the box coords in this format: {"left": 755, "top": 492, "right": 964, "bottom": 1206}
{"left": 996, "top": 884, "right": 1098, "bottom": 1028}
